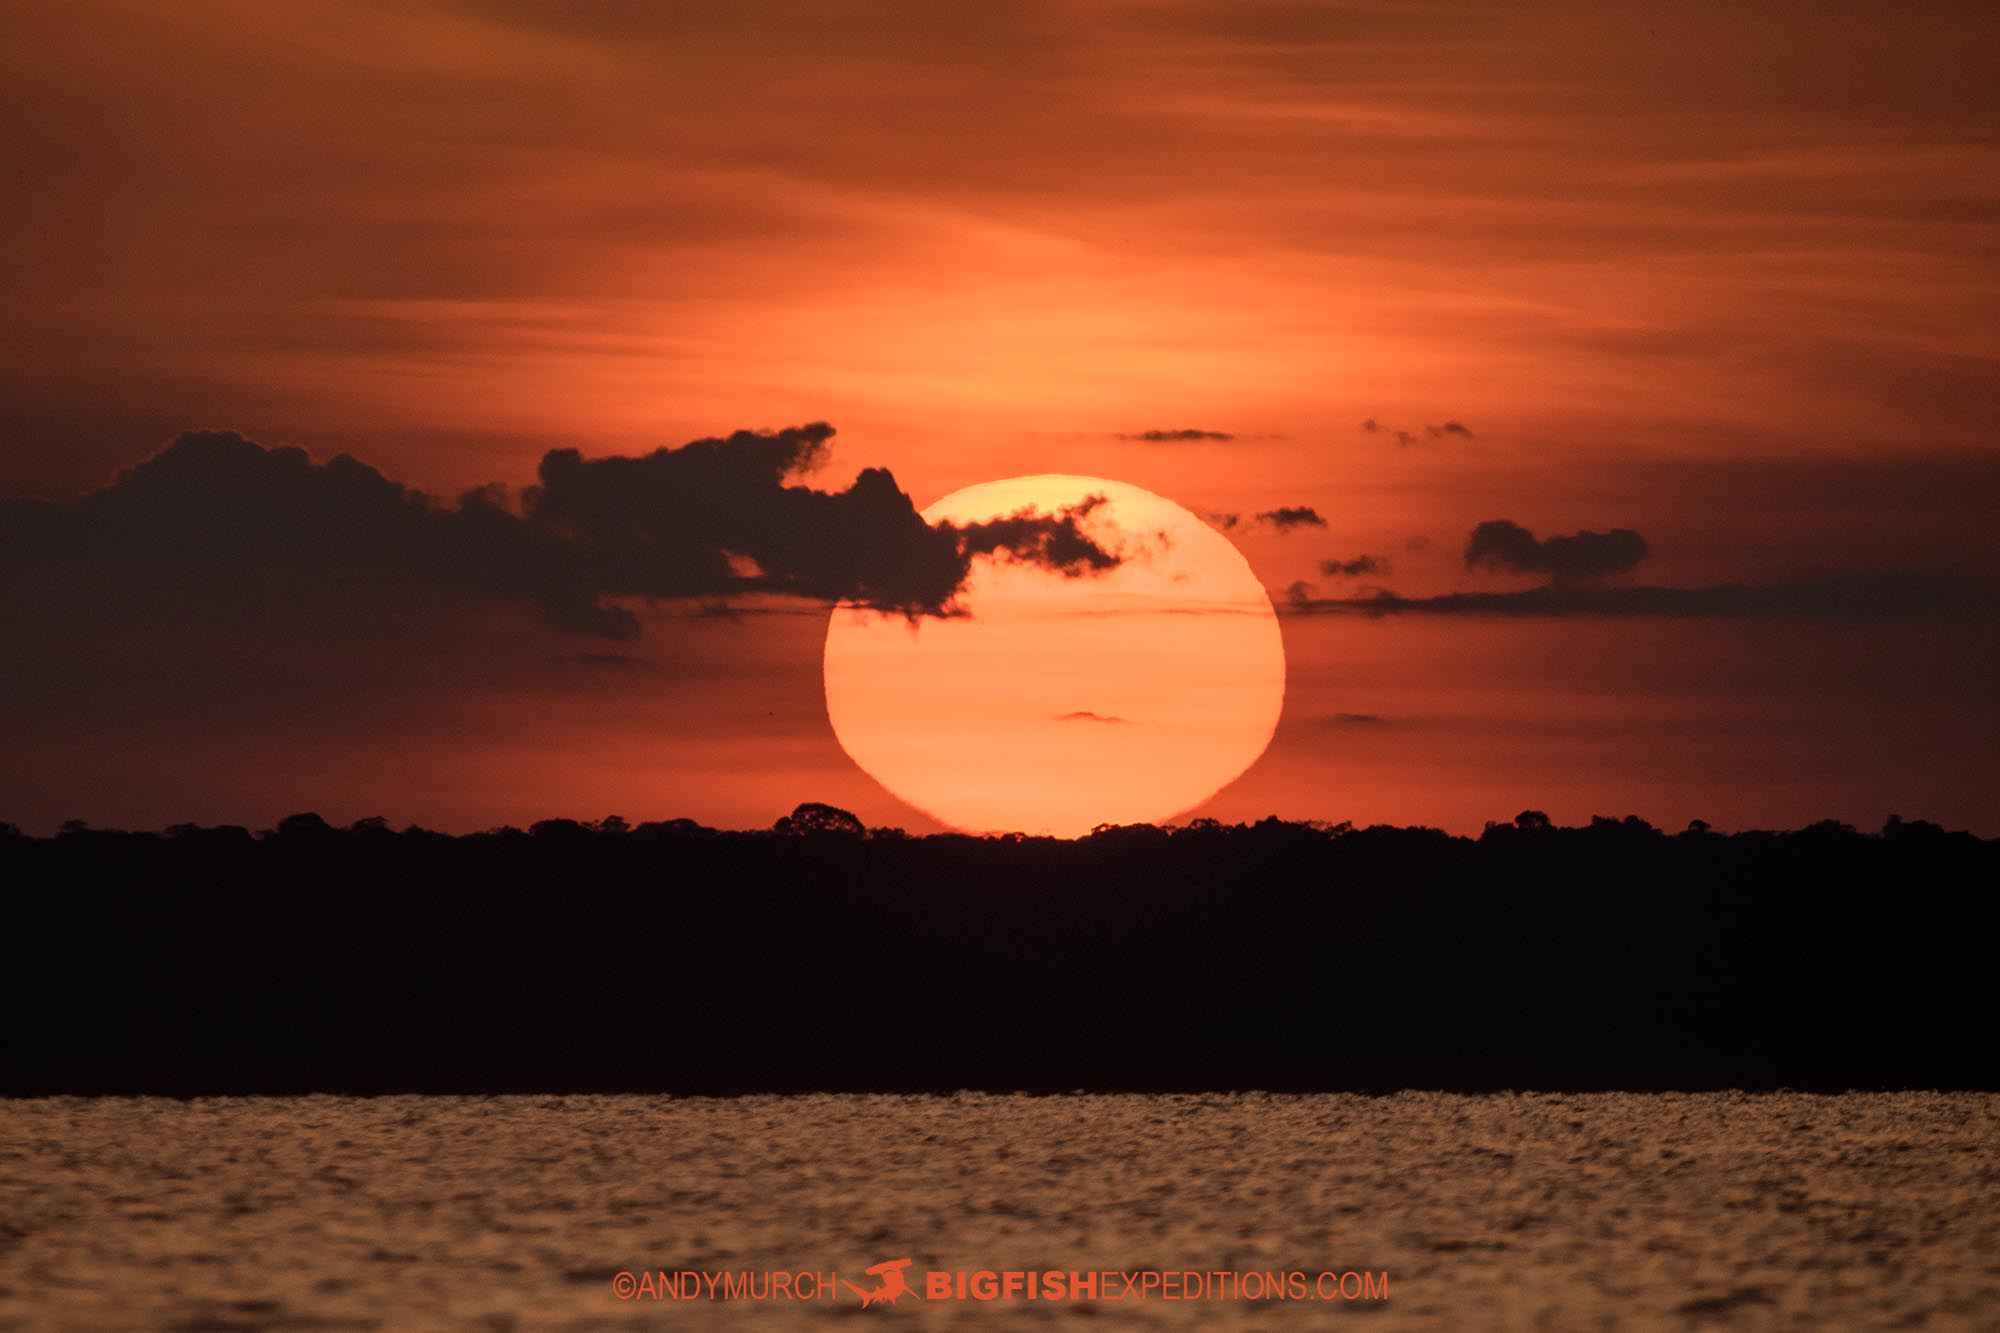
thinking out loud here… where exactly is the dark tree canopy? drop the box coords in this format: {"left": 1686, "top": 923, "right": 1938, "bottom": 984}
{"left": 772, "top": 802, "right": 866, "bottom": 837}
{"left": 1, "top": 812, "right": 1992, "bottom": 1095}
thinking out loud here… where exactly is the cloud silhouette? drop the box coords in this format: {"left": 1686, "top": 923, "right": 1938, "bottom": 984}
{"left": 1256, "top": 506, "right": 1328, "bottom": 532}
{"left": 1208, "top": 507, "right": 1327, "bottom": 534}
{"left": 1054, "top": 710, "right": 1128, "bottom": 724}
{"left": 1285, "top": 571, "right": 1993, "bottom": 619}
{"left": 0, "top": 427, "right": 1123, "bottom": 638}
{"left": 1320, "top": 555, "right": 1389, "bottom": 577}
{"left": 953, "top": 494, "right": 1119, "bottom": 577}
{"left": 1115, "top": 428, "right": 1235, "bottom": 443}
{"left": 1361, "top": 418, "right": 1465, "bottom": 446}
{"left": 1290, "top": 518, "right": 1986, "bottom": 616}
{"left": 1465, "top": 519, "right": 1649, "bottom": 583}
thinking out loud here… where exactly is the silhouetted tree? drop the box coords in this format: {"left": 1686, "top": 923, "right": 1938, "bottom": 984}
{"left": 272, "top": 812, "right": 334, "bottom": 839}
{"left": 772, "top": 802, "right": 865, "bottom": 837}
{"left": 1, "top": 811, "right": 1992, "bottom": 1095}
{"left": 635, "top": 818, "right": 713, "bottom": 839}
{"left": 1087, "top": 822, "right": 1169, "bottom": 842}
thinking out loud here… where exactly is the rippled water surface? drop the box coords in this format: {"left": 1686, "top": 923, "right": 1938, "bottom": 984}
{"left": 2, "top": 1093, "right": 1996, "bottom": 1329}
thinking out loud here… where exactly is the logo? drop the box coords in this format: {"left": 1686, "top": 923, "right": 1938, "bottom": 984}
{"left": 610, "top": 1259, "right": 1388, "bottom": 1307}
{"left": 843, "top": 1257, "right": 920, "bottom": 1307}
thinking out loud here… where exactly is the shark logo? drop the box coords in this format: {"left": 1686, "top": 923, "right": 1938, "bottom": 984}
{"left": 844, "top": 1257, "right": 921, "bottom": 1307}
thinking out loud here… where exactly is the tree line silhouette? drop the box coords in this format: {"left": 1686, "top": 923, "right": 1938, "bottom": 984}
{"left": 3, "top": 807, "right": 1992, "bottom": 1094}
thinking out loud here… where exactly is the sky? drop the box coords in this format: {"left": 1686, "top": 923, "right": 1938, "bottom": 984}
{"left": 1, "top": 0, "right": 1996, "bottom": 835}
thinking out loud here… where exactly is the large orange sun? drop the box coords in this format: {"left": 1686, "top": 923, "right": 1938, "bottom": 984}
{"left": 823, "top": 475, "right": 1286, "bottom": 836}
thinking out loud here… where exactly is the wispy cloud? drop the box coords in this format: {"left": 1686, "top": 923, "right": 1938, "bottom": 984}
{"left": 1256, "top": 505, "right": 1327, "bottom": 532}
{"left": 1114, "top": 428, "right": 1235, "bottom": 443}
{"left": 1205, "top": 506, "right": 1327, "bottom": 534}
{"left": 1362, "top": 418, "right": 1470, "bottom": 446}
{"left": 1320, "top": 554, "right": 1390, "bottom": 577}
{"left": 1285, "top": 572, "right": 1992, "bottom": 619}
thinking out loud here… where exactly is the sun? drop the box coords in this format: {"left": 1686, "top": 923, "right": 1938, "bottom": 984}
{"left": 822, "top": 474, "right": 1285, "bottom": 836}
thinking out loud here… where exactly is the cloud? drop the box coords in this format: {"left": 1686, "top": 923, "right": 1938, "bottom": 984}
{"left": 1285, "top": 571, "right": 1993, "bottom": 619}
{"left": 1465, "top": 519, "right": 1649, "bottom": 582}
{"left": 1055, "top": 710, "right": 1127, "bottom": 724}
{"left": 1, "top": 426, "right": 1123, "bottom": 639}
{"left": 1115, "top": 428, "right": 1234, "bottom": 443}
{"left": 1290, "top": 515, "right": 1991, "bottom": 619}
{"left": 1255, "top": 505, "right": 1327, "bottom": 532}
{"left": 953, "top": 493, "right": 1119, "bottom": 577}
{"left": 1361, "top": 418, "right": 1464, "bottom": 446}
{"left": 1211, "top": 506, "right": 1326, "bottom": 534}
{"left": 1328, "top": 712, "right": 1387, "bottom": 724}
{"left": 1463, "top": 518, "right": 1545, "bottom": 573}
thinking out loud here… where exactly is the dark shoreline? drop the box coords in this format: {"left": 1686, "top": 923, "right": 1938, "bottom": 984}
{"left": 6, "top": 813, "right": 1994, "bottom": 1096}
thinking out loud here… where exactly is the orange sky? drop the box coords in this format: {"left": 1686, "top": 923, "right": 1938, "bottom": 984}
{"left": 1, "top": 1, "right": 1996, "bottom": 834}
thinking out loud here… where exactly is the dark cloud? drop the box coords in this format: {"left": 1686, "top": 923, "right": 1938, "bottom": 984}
{"left": 1320, "top": 554, "right": 1389, "bottom": 577}
{"left": 1405, "top": 535, "right": 1432, "bottom": 552}
{"left": 1285, "top": 571, "right": 1994, "bottom": 619}
{"left": 1362, "top": 418, "right": 1463, "bottom": 446}
{"left": 1328, "top": 712, "right": 1387, "bottom": 724}
{"left": 1054, "top": 710, "right": 1127, "bottom": 724}
{"left": 1115, "top": 428, "right": 1235, "bottom": 443}
{"left": 1463, "top": 518, "right": 1544, "bottom": 573}
{"left": 954, "top": 494, "right": 1118, "bottom": 576}
{"left": 1256, "top": 505, "right": 1327, "bottom": 532}
{"left": 1466, "top": 519, "right": 1649, "bottom": 583}
{"left": 0, "top": 426, "right": 1123, "bottom": 639}
{"left": 1210, "top": 507, "right": 1326, "bottom": 534}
